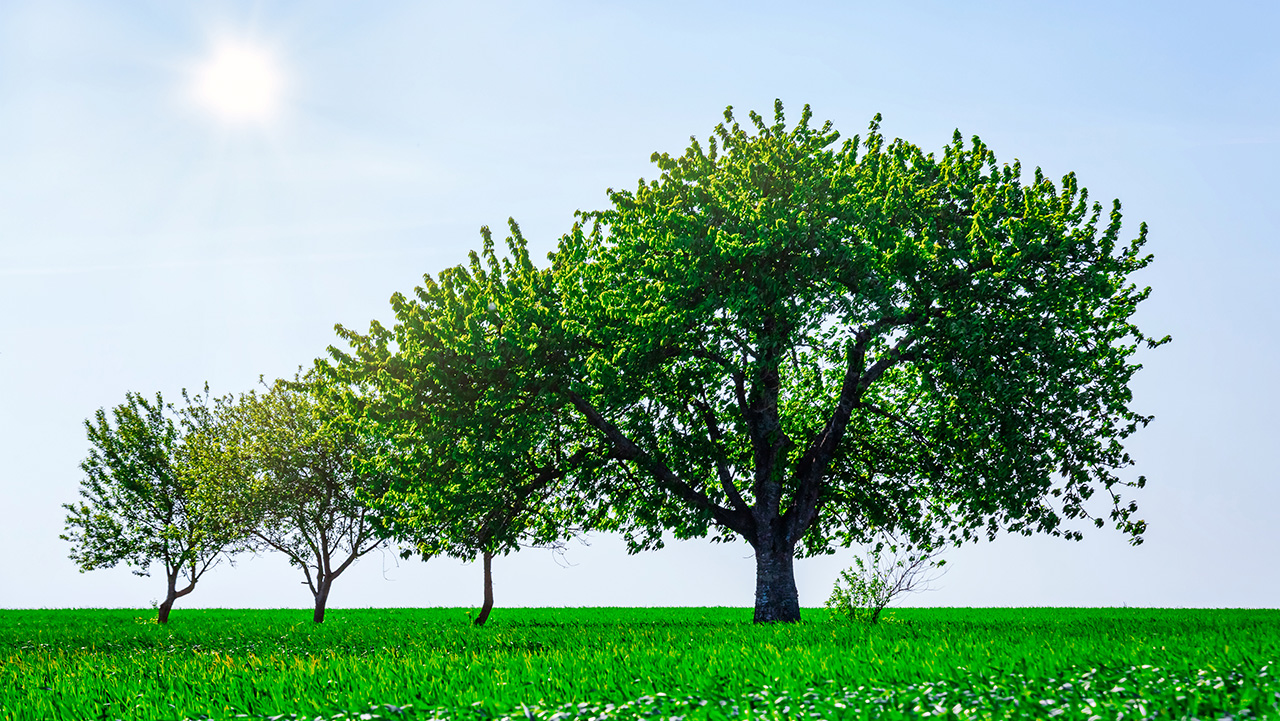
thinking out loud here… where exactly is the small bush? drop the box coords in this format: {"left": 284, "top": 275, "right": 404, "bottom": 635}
{"left": 826, "top": 542, "right": 946, "bottom": 624}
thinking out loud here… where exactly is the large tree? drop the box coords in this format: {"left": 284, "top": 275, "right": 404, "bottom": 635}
{"left": 547, "top": 102, "right": 1166, "bottom": 621}
{"left": 62, "top": 389, "right": 239, "bottom": 623}
{"left": 325, "top": 223, "right": 609, "bottom": 625}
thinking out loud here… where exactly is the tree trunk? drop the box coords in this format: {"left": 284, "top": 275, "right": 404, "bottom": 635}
{"left": 313, "top": 579, "right": 331, "bottom": 624}
{"left": 753, "top": 543, "right": 800, "bottom": 623}
{"left": 157, "top": 572, "right": 198, "bottom": 624}
{"left": 474, "top": 551, "right": 495, "bottom": 626}
{"left": 158, "top": 574, "right": 179, "bottom": 624}
{"left": 157, "top": 593, "right": 176, "bottom": 624}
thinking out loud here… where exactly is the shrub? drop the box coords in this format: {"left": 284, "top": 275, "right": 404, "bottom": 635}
{"left": 826, "top": 542, "right": 946, "bottom": 623}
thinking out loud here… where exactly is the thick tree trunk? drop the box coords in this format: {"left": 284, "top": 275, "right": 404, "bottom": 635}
{"left": 157, "top": 593, "right": 176, "bottom": 624}
{"left": 313, "top": 580, "right": 331, "bottom": 624}
{"left": 753, "top": 544, "right": 800, "bottom": 623}
{"left": 158, "top": 573, "right": 181, "bottom": 624}
{"left": 474, "top": 551, "right": 495, "bottom": 626}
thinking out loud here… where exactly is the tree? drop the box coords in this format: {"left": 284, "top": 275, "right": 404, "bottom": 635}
{"left": 324, "top": 223, "right": 609, "bottom": 625}
{"left": 208, "top": 375, "right": 390, "bottom": 623}
{"left": 62, "top": 389, "right": 239, "bottom": 623}
{"left": 543, "top": 101, "right": 1167, "bottom": 622}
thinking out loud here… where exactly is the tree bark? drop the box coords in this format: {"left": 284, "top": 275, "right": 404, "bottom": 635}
{"left": 313, "top": 579, "right": 331, "bottom": 624}
{"left": 474, "top": 550, "right": 495, "bottom": 626}
{"left": 753, "top": 542, "right": 800, "bottom": 623}
{"left": 157, "top": 592, "right": 176, "bottom": 624}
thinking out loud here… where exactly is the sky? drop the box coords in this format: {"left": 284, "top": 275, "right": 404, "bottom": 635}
{"left": 1, "top": 0, "right": 1277, "bottom": 613}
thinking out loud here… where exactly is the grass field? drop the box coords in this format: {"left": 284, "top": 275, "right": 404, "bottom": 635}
{"left": 2, "top": 607, "right": 1278, "bottom": 720}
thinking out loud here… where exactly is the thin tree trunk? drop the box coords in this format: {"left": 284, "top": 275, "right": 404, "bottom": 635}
{"left": 313, "top": 579, "right": 331, "bottom": 624}
{"left": 474, "top": 551, "right": 495, "bottom": 626}
{"left": 753, "top": 543, "right": 800, "bottom": 623}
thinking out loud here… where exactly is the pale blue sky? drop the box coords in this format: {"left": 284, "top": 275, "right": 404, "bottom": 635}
{"left": 2, "top": 0, "right": 1277, "bottom": 611}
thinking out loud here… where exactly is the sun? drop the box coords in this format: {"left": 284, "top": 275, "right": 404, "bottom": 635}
{"left": 191, "top": 41, "right": 284, "bottom": 125}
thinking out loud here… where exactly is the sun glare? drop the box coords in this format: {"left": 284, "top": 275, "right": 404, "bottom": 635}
{"left": 192, "top": 41, "right": 284, "bottom": 125}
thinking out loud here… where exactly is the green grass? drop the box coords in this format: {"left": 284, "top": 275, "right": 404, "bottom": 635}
{"left": 2, "top": 607, "right": 1278, "bottom": 720}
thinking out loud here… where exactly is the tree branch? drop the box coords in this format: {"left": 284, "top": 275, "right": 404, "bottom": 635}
{"left": 566, "top": 390, "right": 753, "bottom": 540}
{"left": 859, "top": 338, "right": 918, "bottom": 393}
{"left": 475, "top": 447, "right": 592, "bottom": 551}
{"left": 689, "top": 396, "right": 749, "bottom": 515}
{"left": 854, "top": 399, "right": 938, "bottom": 464}
{"left": 661, "top": 345, "right": 738, "bottom": 371}
{"left": 784, "top": 332, "right": 918, "bottom": 544}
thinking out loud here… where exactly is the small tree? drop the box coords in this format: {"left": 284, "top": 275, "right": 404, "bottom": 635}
{"left": 208, "top": 374, "right": 389, "bottom": 623}
{"left": 826, "top": 539, "right": 946, "bottom": 623}
{"left": 62, "top": 389, "right": 238, "bottom": 623}
{"left": 325, "top": 222, "right": 610, "bottom": 625}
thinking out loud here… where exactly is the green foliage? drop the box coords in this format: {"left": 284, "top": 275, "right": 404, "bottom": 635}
{"left": 336, "top": 101, "right": 1166, "bottom": 621}
{"left": 2, "top": 608, "right": 1276, "bottom": 720}
{"left": 825, "top": 542, "right": 946, "bottom": 624}
{"left": 323, "top": 221, "right": 610, "bottom": 565}
{"left": 198, "top": 373, "right": 390, "bottom": 614}
{"left": 826, "top": 561, "right": 891, "bottom": 624}
{"left": 61, "top": 389, "right": 241, "bottom": 616}
{"left": 555, "top": 100, "right": 1168, "bottom": 560}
